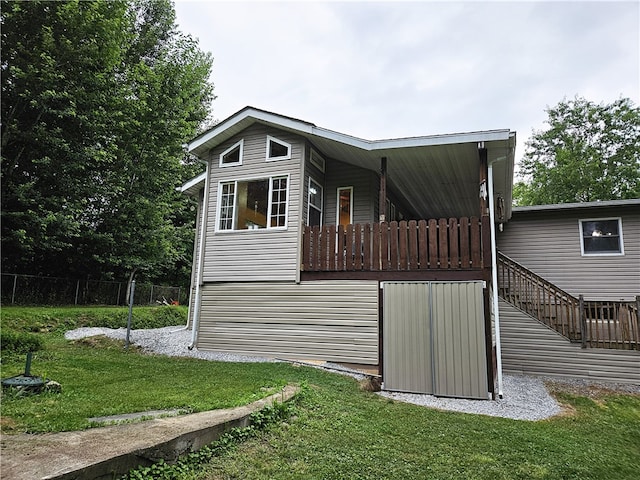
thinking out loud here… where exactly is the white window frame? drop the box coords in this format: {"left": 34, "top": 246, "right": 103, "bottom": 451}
{"left": 219, "top": 139, "right": 243, "bottom": 167}
{"left": 266, "top": 135, "right": 291, "bottom": 162}
{"left": 336, "top": 186, "right": 353, "bottom": 227}
{"left": 310, "top": 150, "right": 325, "bottom": 172}
{"left": 215, "top": 174, "right": 290, "bottom": 232}
{"left": 307, "top": 177, "right": 323, "bottom": 226}
{"left": 578, "top": 217, "right": 624, "bottom": 256}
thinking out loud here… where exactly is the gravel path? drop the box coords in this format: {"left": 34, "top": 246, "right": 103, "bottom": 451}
{"left": 65, "top": 325, "right": 638, "bottom": 422}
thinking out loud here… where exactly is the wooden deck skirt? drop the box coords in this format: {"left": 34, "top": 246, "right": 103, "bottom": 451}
{"left": 302, "top": 217, "right": 490, "bottom": 273}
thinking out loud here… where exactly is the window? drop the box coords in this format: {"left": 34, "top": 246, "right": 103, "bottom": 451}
{"left": 337, "top": 187, "right": 353, "bottom": 227}
{"left": 308, "top": 178, "right": 323, "bottom": 226}
{"left": 310, "top": 150, "right": 325, "bottom": 172}
{"left": 266, "top": 136, "right": 291, "bottom": 161}
{"left": 579, "top": 218, "right": 624, "bottom": 256}
{"left": 217, "top": 175, "right": 289, "bottom": 231}
{"left": 219, "top": 140, "right": 243, "bottom": 167}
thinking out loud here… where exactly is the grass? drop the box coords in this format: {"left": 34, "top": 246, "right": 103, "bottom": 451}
{"left": 2, "top": 306, "right": 639, "bottom": 479}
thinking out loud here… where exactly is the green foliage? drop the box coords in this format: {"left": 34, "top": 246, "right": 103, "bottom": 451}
{"left": 0, "top": 330, "right": 44, "bottom": 354}
{"left": 515, "top": 96, "right": 640, "bottom": 205}
{"left": 122, "top": 400, "right": 299, "bottom": 480}
{"left": 1, "top": 305, "right": 187, "bottom": 336}
{"left": 1, "top": 0, "right": 212, "bottom": 286}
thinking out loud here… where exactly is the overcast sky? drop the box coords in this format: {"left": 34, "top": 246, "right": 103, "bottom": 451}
{"left": 174, "top": 0, "right": 639, "bottom": 169}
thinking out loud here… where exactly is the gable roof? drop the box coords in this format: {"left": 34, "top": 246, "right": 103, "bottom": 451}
{"left": 187, "top": 107, "right": 517, "bottom": 219}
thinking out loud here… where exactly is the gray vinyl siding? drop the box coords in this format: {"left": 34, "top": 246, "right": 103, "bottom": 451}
{"left": 197, "top": 281, "right": 379, "bottom": 364}
{"left": 324, "top": 159, "right": 378, "bottom": 225}
{"left": 203, "top": 124, "right": 302, "bottom": 282}
{"left": 498, "top": 206, "right": 640, "bottom": 301}
{"left": 499, "top": 299, "right": 640, "bottom": 384}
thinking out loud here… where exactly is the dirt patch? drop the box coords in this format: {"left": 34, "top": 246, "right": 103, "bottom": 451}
{"left": 72, "top": 335, "right": 142, "bottom": 352}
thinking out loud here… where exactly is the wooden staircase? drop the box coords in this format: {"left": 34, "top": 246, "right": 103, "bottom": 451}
{"left": 497, "top": 252, "right": 639, "bottom": 350}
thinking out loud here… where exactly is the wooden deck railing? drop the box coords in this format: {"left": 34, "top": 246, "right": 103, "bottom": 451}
{"left": 497, "top": 252, "right": 639, "bottom": 350}
{"left": 302, "top": 217, "right": 488, "bottom": 272}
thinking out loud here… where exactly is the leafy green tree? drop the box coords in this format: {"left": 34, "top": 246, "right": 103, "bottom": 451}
{"left": 1, "top": 0, "right": 212, "bottom": 289}
{"left": 514, "top": 97, "right": 640, "bottom": 205}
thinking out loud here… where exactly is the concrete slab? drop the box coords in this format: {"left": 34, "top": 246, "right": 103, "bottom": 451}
{"left": 0, "top": 385, "right": 299, "bottom": 480}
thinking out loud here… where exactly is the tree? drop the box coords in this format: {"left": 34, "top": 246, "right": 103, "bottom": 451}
{"left": 514, "top": 97, "right": 640, "bottom": 206}
{"left": 1, "top": 0, "right": 213, "bottom": 288}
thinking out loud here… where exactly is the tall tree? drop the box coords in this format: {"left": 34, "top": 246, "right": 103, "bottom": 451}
{"left": 514, "top": 97, "right": 640, "bottom": 205}
{"left": 1, "top": 0, "right": 213, "bottom": 286}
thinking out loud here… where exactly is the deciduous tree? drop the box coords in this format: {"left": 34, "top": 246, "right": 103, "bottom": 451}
{"left": 514, "top": 97, "right": 640, "bottom": 205}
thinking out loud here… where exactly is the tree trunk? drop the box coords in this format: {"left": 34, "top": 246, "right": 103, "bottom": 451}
{"left": 125, "top": 268, "right": 138, "bottom": 305}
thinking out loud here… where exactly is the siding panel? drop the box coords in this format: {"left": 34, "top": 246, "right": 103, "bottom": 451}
{"left": 203, "top": 125, "right": 303, "bottom": 282}
{"left": 500, "top": 299, "right": 640, "bottom": 383}
{"left": 198, "top": 281, "right": 379, "bottom": 364}
{"left": 498, "top": 206, "right": 640, "bottom": 301}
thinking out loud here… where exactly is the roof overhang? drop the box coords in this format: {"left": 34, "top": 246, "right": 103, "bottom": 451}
{"left": 179, "top": 172, "right": 206, "bottom": 197}
{"left": 188, "top": 107, "right": 517, "bottom": 219}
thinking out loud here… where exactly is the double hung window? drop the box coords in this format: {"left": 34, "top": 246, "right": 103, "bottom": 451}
{"left": 217, "top": 176, "right": 289, "bottom": 231}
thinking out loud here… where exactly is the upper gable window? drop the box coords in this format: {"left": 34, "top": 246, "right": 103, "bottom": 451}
{"left": 219, "top": 140, "right": 243, "bottom": 167}
{"left": 266, "top": 136, "right": 291, "bottom": 161}
{"left": 579, "top": 218, "right": 624, "bottom": 256}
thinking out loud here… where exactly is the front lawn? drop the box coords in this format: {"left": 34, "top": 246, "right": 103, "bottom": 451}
{"left": 1, "top": 306, "right": 639, "bottom": 479}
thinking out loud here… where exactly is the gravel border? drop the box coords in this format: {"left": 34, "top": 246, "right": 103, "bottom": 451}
{"left": 65, "top": 325, "right": 638, "bottom": 422}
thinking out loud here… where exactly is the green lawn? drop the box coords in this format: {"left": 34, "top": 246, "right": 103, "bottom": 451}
{"left": 2, "top": 306, "right": 639, "bottom": 479}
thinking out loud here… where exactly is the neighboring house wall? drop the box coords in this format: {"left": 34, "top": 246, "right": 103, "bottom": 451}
{"left": 500, "top": 299, "right": 640, "bottom": 384}
{"left": 197, "top": 280, "right": 379, "bottom": 364}
{"left": 203, "top": 124, "right": 303, "bottom": 282}
{"left": 497, "top": 205, "right": 640, "bottom": 301}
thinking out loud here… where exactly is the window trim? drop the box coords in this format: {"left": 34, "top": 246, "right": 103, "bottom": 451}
{"left": 266, "top": 135, "right": 291, "bottom": 162}
{"left": 578, "top": 217, "right": 624, "bottom": 256}
{"left": 219, "top": 139, "right": 243, "bottom": 167}
{"left": 307, "top": 177, "right": 323, "bottom": 226}
{"left": 215, "top": 174, "right": 290, "bottom": 232}
{"left": 336, "top": 186, "right": 353, "bottom": 227}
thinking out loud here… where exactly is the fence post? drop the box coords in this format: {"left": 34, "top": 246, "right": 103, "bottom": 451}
{"left": 579, "top": 295, "right": 587, "bottom": 349}
{"left": 116, "top": 283, "right": 122, "bottom": 306}
{"left": 11, "top": 274, "right": 17, "bottom": 305}
{"left": 177, "top": 286, "right": 182, "bottom": 305}
{"left": 149, "top": 284, "right": 154, "bottom": 305}
{"left": 74, "top": 280, "right": 80, "bottom": 305}
{"left": 126, "top": 280, "right": 136, "bottom": 350}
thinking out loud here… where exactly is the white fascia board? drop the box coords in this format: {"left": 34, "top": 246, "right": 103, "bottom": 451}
{"left": 188, "top": 108, "right": 315, "bottom": 154}
{"left": 308, "top": 127, "right": 514, "bottom": 152}
{"left": 179, "top": 172, "right": 206, "bottom": 193}
{"left": 188, "top": 106, "right": 514, "bottom": 155}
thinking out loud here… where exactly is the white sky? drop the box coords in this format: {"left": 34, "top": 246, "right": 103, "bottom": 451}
{"left": 174, "top": 0, "right": 639, "bottom": 171}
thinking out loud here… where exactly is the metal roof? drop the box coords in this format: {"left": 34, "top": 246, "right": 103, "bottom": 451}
{"left": 187, "top": 107, "right": 517, "bottom": 219}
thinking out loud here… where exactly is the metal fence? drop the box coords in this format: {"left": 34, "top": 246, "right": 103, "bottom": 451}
{"left": 1, "top": 273, "right": 187, "bottom": 306}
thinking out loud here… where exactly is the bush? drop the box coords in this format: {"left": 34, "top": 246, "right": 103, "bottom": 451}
{"left": 1, "top": 330, "right": 44, "bottom": 354}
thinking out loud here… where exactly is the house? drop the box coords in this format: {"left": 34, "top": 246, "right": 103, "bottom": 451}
{"left": 180, "top": 106, "right": 516, "bottom": 400}
{"left": 496, "top": 200, "right": 640, "bottom": 383}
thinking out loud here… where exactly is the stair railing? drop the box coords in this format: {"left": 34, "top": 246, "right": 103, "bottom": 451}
{"left": 497, "top": 252, "right": 582, "bottom": 342}
{"left": 497, "top": 252, "right": 639, "bottom": 350}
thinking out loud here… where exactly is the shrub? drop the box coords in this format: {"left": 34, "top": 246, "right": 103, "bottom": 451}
{"left": 1, "top": 330, "right": 44, "bottom": 354}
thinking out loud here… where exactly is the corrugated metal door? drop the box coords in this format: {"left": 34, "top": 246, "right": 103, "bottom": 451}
{"left": 383, "top": 281, "right": 488, "bottom": 399}
{"left": 382, "top": 282, "right": 433, "bottom": 393}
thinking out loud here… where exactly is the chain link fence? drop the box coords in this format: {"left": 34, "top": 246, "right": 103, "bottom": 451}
{"left": 1, "top": 273, "right": 187, "bottom": 306}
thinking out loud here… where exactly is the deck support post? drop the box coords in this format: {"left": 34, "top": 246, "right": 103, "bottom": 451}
{"left": 379, "top": 157, "right": 387, "bottom": 222}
